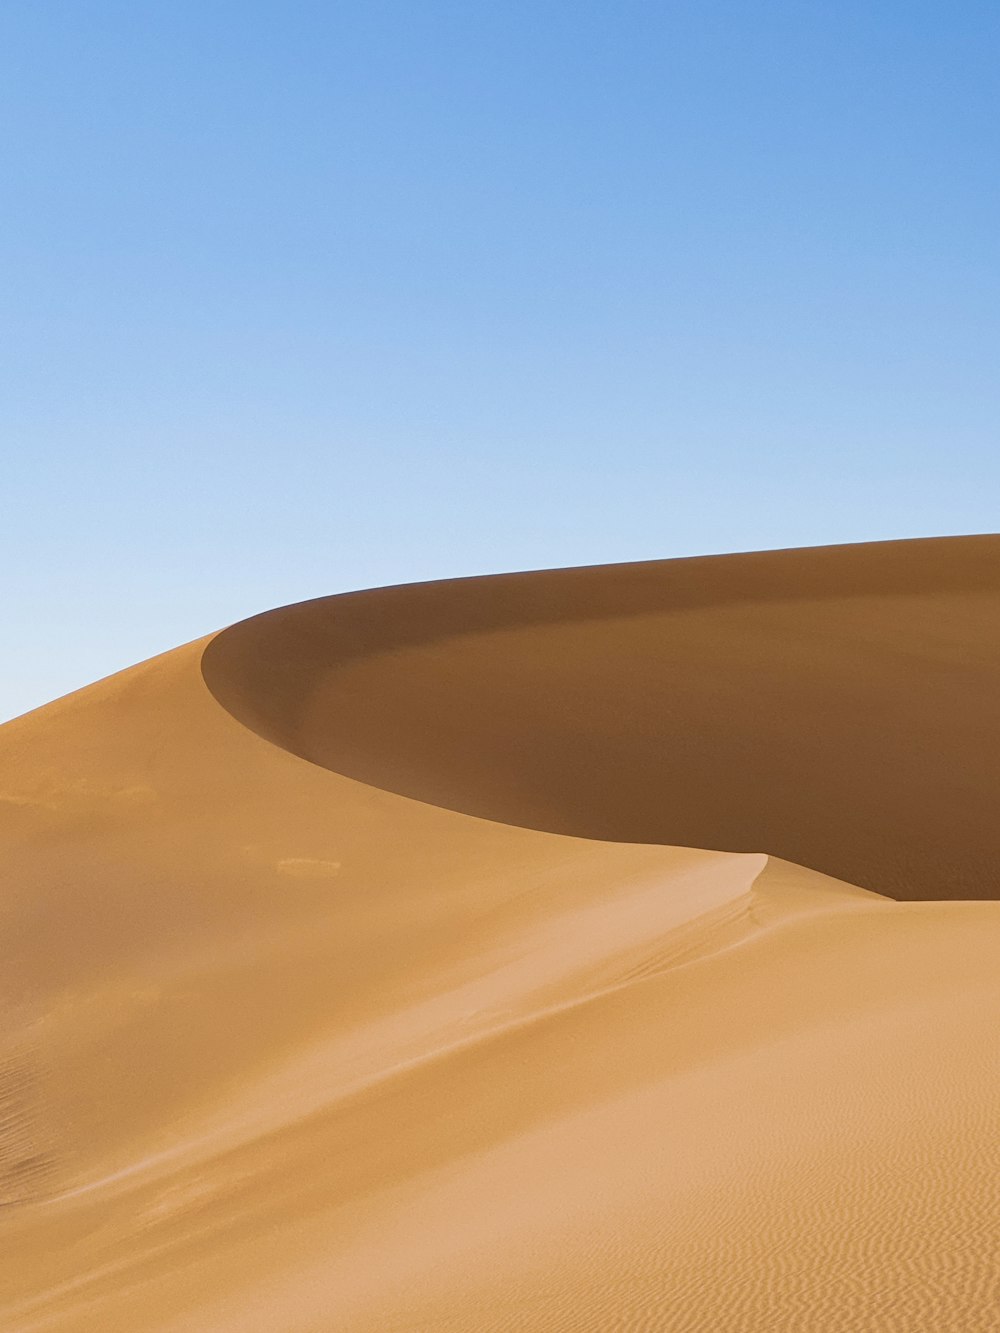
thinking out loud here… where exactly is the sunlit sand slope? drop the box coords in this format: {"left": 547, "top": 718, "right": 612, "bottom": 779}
{"left": 1, "top": 537, "right": 999, "bottom": 1330}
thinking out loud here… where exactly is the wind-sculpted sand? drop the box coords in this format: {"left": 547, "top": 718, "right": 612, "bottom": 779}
{"left": 2, "top": 535, "right": 999, "bottom": 1330}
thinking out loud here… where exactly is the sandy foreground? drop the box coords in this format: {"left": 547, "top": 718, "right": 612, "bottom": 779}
{"left": 2, "top": 535, "right": 999, "bottom": 1331}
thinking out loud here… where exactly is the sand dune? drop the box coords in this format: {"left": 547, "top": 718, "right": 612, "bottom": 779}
{"left": 2, "top": 536, "right": 1000, "bottom": 1330}
{"left": 204, "top": 533, "right": 1000, "bottom": 901}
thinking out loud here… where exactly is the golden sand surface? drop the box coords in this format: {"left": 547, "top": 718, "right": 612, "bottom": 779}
{"left": 2, "top": 536, "right": 999, "bottom": 1330}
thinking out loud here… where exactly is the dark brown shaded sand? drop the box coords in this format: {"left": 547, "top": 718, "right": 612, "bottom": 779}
{"left": 204, "top": 534, "right": 1000, "bottom": 900}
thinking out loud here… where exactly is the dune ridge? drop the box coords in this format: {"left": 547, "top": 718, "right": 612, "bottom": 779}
{"left": 202, "top": 533, "right": 1000, "bottom": 901}
{"left": 2, "top": 536, "right": 1000, "bottom": 1330}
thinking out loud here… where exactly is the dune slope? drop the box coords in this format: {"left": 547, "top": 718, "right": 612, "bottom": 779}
{"left": 204, "top": 533, "right": 1000, "bottom": 900}
{"left": 1, "top": 536, "right": 999, "bottom": 1331}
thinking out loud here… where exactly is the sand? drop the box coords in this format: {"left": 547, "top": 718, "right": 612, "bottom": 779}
{"left": 1, "top": 534, "right": 999, "bottom": 1330}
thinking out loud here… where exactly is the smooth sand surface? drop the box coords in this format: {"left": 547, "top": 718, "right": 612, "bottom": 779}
{"left": 2, "top": 535, "right": 999, "bottom": 1330}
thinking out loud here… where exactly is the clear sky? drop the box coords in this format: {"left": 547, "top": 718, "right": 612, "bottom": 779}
{"left": 3, "top": 2, "right": 998, "bottom": 721}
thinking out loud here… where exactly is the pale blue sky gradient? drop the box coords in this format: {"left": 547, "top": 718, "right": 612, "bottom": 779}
{"left": 3, "top": 2, "right": 999, "bottom": 719}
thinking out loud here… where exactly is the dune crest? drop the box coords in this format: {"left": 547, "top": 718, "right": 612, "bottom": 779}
{"left": 204, "top": 533, "right": 1000, "bottom": 900}
{"left": 2, "top": 537, "right": 1000, "bottom": 1330}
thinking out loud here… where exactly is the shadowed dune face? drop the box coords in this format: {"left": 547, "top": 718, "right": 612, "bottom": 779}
{"left": 202, "top": 535, "right": 1000, "bottom": 902}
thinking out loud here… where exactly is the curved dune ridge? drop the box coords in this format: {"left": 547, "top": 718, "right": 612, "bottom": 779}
{"left": 203, "top": 533, "right": 1000, "bottom": 901}
{"left": 0, "top": 536, "right": 997, "bottom": 1331}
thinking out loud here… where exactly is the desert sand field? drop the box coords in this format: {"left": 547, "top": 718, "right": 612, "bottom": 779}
{"left": 2, "top": 535, "right": 999, "bottom": 1331}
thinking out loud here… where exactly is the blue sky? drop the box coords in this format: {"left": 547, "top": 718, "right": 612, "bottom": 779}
{"left": 3, "top": 1, "right": 998, "bottom": 720}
